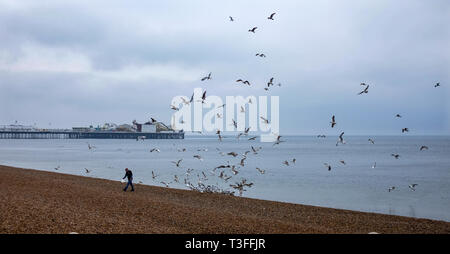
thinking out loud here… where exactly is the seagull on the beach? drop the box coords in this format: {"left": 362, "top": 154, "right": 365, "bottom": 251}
{"left": 283, "top": 160, "right": 290, "bottom": 166}
{"left": 372, "top": 162, "right": 377, "bottom": 169}
{"left": 324, "top": 163, "right": 332, "bottom": 171}
{"left": 368, "top": 138, "right": 375, "bottom": 144}
{"left": 420, "top": 146, "right": 429, "bottom": 151}
{"left": 391, "top": 154, "right": 400, "bottom": 159}
{"left": 172, "top": 159, "right": 183, "bottom": 167}
{"left": 292, "top": 158, "right": 296, "bottom": 164}
{"left": 170, "top": 105, "right": 179, "bottom": 111}
{"left": 388, "top": 186, "right": 396, "bottom": 192}
{"left": 152, "top": 171, "right": 158, "bottom": 179}
{"left": 54, "top": 166, "right": 60, "bottom": 170}
{"left": 408, "top": 184, "right": 418, "bottom": 191}
{"left": 330, "top": 115, "right": 336, "bottom": 128}
{"left": 248, "top": 136, "right": 257, "bottom": 141}
{"left": 339, "top": 160, "right": 346, "bottom": 165}
{"left": 87, "top": 143, "right": 96, "bottom": 150}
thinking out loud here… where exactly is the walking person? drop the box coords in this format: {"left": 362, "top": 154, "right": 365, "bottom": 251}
{"left": 122, "top": 168, "right": 134, "bottom": 192}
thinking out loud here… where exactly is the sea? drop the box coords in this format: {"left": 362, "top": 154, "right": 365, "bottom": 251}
{"left": 0, "top": 135, "right": 449, "bottom": 222}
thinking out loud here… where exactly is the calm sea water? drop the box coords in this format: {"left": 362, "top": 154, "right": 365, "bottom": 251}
{"left": 0, "top": 135, "right": 449, "bottom": 222}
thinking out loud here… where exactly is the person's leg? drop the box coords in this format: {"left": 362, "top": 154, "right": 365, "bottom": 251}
{"left": 130, "top": 181, "right": 134, "bottom": 191}
{"left": 124, "top": 181, "right": 130, "bottom": 191}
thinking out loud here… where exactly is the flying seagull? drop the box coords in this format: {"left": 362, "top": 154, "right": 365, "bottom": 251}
{"left": 227, "top": 152, "right": 238, "bottom": 157}
{"left": 273, "top": 135, "right": 284, "bottom": 146}
{"left": 231, "top": 119, "right": 238, "bottom": 128}
{"left": 395, "top": 114, "right": 402, "bottom": 118}
{"left": 260, "top": 117, "right": 270, "bottom": 124}
{"left": 402, "top": 128, "right": 409, "bottom": 133}
{"left": 150, "top": 148, "right": 160, "bottom": 153}
{"left": 172, "top": 159, "right": 183, "bottom": 167}
{"left": 434, "top": 82, "right": 440, "bottom": 88}
{"left": 255, "top": 53, "right": 266, "bottom": 57}
{"left": 201, "top": 90, "right": 207, "bottom": 104}
{"left": 236, "top": 79, "right": 251, "bottom": 86}
{"left": 339, "top": 160, "right": 346, "bottom": 165}
{"left": 420, "top": 146, "right": 429, "bottom": 151}
{"left": 201, "top": 72, "right": 212, "bottom": 81}
{"left": 336, "top": 132, "right": 346, "bottom": 146}
{"left": 193, "top": 155, "right": 203, "bottom": 161}
{"left": 388, "top": 186, "right": 396, "bottom": 192}
{"left": 391, "top": 154, "right": 400, "bottom": 159}
{"left": 248, "top": 27, "right": 257, "bottom": 33}
{"left": 160, "top": 181, "right": 171, "bottom": 188}
{"left": 368, "top": 138, "right": 375, "bottom": 144}
{"left": 358, "top": 84, "right": 369, "bottom": 95}
{"left": 85, "top": 168, "right": 91, "bottom": 174}
{"left": 256, "top": 167, "right": 266, "bottom": 174}
{"left": 229, "top": 16, "right": 234, "bottom": 22}
{"left": 330, "top": 115, "right": 336, "bottom": 128}
{"left": 267, "top": 12, "right": 276, "bottom": 20}
{"left": 408, "top": 184, "right": 418, "bottom": 191}
{"left": 324, "top": 163, "right": 332, "bottom": 171}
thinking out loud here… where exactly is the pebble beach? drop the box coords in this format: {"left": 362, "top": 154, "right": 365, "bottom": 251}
{"left": 1, "top": 165, "right": 449, "bottom": 234}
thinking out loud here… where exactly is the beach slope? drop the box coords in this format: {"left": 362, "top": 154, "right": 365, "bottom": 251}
{"left": 1, "top": 165, "right": 449, "bottom": 234}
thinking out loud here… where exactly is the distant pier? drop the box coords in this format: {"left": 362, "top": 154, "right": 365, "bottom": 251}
{"left": 0, "top": 130, "right": 184, "bottom": 139}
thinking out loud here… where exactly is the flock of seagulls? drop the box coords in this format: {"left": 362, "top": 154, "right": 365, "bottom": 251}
{"left": 320, "top": 81, "right": 441, "bottom": 192}
{"left": 52, "top": 12, "right": 443, "bottom": 199}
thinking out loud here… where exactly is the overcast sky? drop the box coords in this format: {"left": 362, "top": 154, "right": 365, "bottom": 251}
{"left": 0, "top": 0, "right": 448, "bottom": 135}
